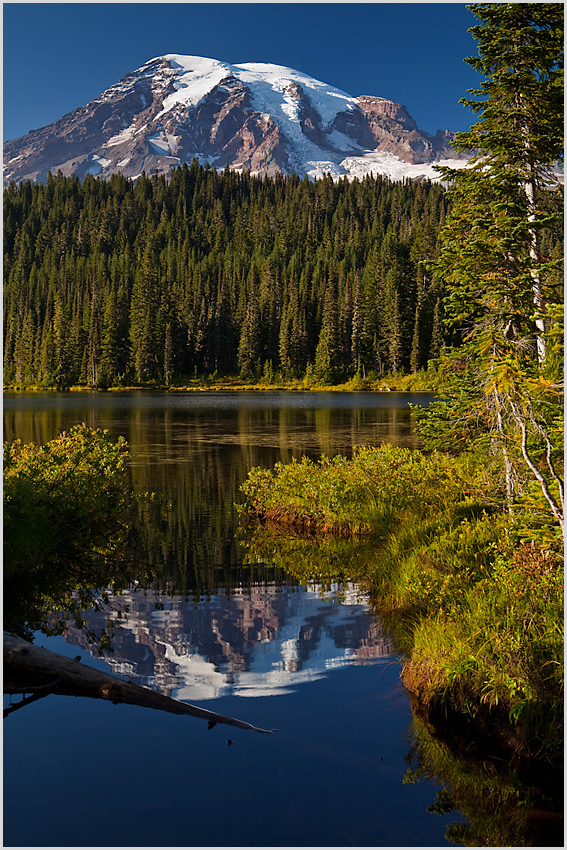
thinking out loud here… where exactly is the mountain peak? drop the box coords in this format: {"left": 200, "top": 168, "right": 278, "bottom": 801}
{"left": 3, "top": 54, "right": 463, "bottom": 185}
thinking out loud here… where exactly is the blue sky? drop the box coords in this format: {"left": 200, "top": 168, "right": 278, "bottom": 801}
{"left": 3, "top": 2, "right": 481, "bottom": 142}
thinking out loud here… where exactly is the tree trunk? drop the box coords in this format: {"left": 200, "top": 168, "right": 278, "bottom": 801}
{"left": 508, "top": 404, "right": 564, "bottom": 533}
{"left": 523, "top": 175, "right": 547, "bottom": 364}
{"left": 514, "top": 78, "right": 547, "bottom": 365}
{"left": 3, "top": 632, "right": 275, "bottom": 734}
{"left": 492, "top": 385, "right": 515, "bottom": 509}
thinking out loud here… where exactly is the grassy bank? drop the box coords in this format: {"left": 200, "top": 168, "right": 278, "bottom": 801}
{"left": 3, "top": 366, "right": 444, "bottom": 394}
{"left": 239, "top": 444, "right": 564, "bottom": 764}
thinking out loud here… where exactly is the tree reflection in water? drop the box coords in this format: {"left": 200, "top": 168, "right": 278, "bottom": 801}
{"left": 5, "top": 484, "right": 564, "bottom": 846}
{"left": 404, "top": 712, "right": 563, "bottom": 847}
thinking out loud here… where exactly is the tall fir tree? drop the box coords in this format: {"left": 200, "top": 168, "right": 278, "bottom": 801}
{"left": 436, "top": 2, "right": 564, "bottom": 363}
{"left": 427, "top": 2, "right": 564, "bottom": 530}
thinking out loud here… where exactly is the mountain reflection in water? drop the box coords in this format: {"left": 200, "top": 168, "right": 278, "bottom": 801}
{"left": 5, "top": 391, "right": 562, "bottom": 848}
{"left": 60, "top": 582, "right": 395, "bottom": 700}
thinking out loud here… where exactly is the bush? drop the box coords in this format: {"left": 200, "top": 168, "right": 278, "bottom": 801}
{"left": 240, "top": 443, "right": 496, "bottom": 536}
{"left": 239, "top": 443, "right": 563, "bottom": 758}
{"left": 4, "top": 424, "right": 133, "bottom": 576}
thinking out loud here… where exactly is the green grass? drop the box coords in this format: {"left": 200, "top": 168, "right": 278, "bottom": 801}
{"left": 404, "top": 542, "right": 564, "bottom": 758}
{"left": 239, "top": 443, "right": 564, "bottom": 761}
{"left": 4, "top": 366, "right": 444, "bottom": 394}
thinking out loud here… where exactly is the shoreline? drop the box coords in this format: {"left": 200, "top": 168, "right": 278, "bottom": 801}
{"left": 3, "top": 377, "right": 440, "bottom": 395}
{"left": 239, "top": 445, "right": 564, "bottom": 774}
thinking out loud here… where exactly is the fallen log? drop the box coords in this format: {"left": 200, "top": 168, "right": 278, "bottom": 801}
{"left": 4, "top": 632, "right": 275, "bottom": 734}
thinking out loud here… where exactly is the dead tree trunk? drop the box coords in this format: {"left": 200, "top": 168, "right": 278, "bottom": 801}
{"left": 4, "top": 632, "right": 275, "bottom": 734}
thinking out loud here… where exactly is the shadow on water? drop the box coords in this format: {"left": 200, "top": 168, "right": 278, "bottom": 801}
{"left": 404, "top": 711, "right": 564, "bottom": 847}
{"left": 3, "top": 390, "right": 563, "bottom": 847}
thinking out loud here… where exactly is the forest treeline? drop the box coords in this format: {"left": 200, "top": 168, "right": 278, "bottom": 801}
{"left": 5, "top": 163, "right": 456, "bottom": 387}
{"left": 4, "top": 162, "right": 562, "bottom": 388}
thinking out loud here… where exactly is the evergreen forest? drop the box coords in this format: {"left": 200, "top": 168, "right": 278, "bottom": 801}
{"left": 5, "top": 162, "right": 562, "bottom": 389}
{"left": 4, "top": 164, "right": 472, "bottom": 388}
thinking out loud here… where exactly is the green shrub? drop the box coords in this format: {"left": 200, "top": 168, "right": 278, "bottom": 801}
{"left": 239, "top": 443, "right": 563, "bottom": 757}
{"left": 4, "top": 424, "right": 133, "bottom": 577}
{"left": 240, "top": 443, "right": 497, "bottom": 536}
{"left": 3, "top": 425, "right": 143, "bottom": 642}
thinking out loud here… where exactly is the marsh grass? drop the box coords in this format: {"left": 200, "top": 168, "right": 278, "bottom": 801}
{"left": 404, "top": 543, "right": 564, "bottom": 759}
{"left": 4, "top": 367, "right": 443, "bottom": 394}
{"left": 239, "top": 443, "right": 564, "bottom": 760}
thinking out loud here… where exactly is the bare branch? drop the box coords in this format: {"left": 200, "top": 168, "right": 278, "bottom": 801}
{"left": 4, "top": 633, "right": 276, "bottom": 735}
{"left": 509, "top": 402, "right": 564, "bottom": 531}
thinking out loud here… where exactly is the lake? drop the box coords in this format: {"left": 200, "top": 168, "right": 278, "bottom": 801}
{"left": 4, "top": 390, "right": 466, "bottom": 847}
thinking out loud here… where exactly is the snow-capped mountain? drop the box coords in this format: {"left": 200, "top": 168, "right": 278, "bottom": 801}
{"left": 59, "top": 582, "right": 395, "bottom": 701}
{"left": 3, "top": 54, "right": 464, "bottom": 185}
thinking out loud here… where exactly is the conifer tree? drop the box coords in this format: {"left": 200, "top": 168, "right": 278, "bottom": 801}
{"left": 99, "top": 290, "right": 122, "bottom": 387}
{"left": 351, "top": 272, "right": 363, "bottom": 375}
{"left": 428, "top": 2, "right": 564, "bottom": 530}
{"left": 436, "top": 3, "right": 563, "bottom": 363}
{"left": 314, "top": 280, "right": 340, "bottom": 383}
{"left": 53, "top": 294, "right": 70, "bottom": 387}
{"left": 4, "top": 148, "right": 559, "bottom": 394}
{"left": 278, "top": 302, "right": 293, "bottom": 377}
{"left": 238, "top": 300, "right": 261, "bottom": 379}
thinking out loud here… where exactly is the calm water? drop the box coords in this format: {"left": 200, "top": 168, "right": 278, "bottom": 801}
{"left": 4, "top": 390, "right": 465, "bottom": 848}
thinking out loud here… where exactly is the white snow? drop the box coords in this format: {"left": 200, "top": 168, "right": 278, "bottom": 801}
{"left": 235, "top": 61, "right": 355, "bottom": 128}
{"left": 152, "top": 54, "right": 358, "bottom": 172}
{"left": 338, "top": 153, "right": 467, "bottom": 183}
{"left": 147, "top": 55, "right": 463, "bottom": 182}
{"left": 104, "top": 126, "right": 136, "bottom": 147}
{"left": 148, "top": 131, "right": 173, "bottom": 154}
{"left": 16, "top": 53, "right": 469, "bottom": 187}
{"left": 156, "top": 55, "right": 357, "bottom": 121}
{"left": 326, "top": 129, "right": 365, "bottom": 152}
{"left": 304, "top": 160, "right": 347, "bottom": 180}
{"left": 235, "top": 66, "right": 355, "bottom": 173}
{"left": 156, "top": 55, "right": 235, "bottom": 117}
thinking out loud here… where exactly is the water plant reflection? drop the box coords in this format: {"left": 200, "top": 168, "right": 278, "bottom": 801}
{"left": 404, "top": 712, "right": 563, "bottom": 847}
{"left": 243, "top": 524, "right": 564, "bottom": 847}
